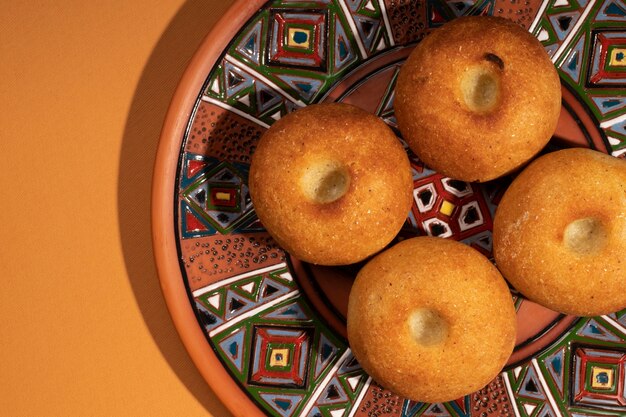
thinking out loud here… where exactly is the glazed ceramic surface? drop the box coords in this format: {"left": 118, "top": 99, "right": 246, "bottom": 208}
{"left": 153, "top": 1, "right": 626, "bottom": 416}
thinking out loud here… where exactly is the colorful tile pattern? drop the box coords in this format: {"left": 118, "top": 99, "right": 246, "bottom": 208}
{"left": 180, "top": 154, "right": 256, "bottom": 237}
{"left": 540, "top": 0, "right": 626, "bottom": 157}
{"left": 268, "top": 10, "right": 328, "bottom": 70}
{"left": 504, "top": 316, "right": 626, "bottom": 417}
{"left": 195, "top": 262, "right": 370, "bottom": 416}
{"left": 408, "top": 164, "right": 495, "bottom": 256}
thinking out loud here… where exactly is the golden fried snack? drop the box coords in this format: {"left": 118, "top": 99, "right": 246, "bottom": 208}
{"left": 348, "top": 237, "right": 517, "bottom": 402}
{"left": 494, "top": 148, "right": 626, "bottom": 316}
{"left": 395, "top": 16, "right": 561, "bottom": 182}
{"left": 249, "top": 103, "right": 413, "bottom": 265}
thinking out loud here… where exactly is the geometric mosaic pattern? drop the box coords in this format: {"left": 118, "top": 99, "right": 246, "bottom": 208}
{"left": 194, "top": 263, "right": 298, "bottom": 336}
{"left": 180, "top": 154, "right": 258, "bottom": 237}
{"left": 407, "top": 160, "right": 496, "bottom": 257}
{"left": 249, "top": 326, "right": 312, "bottom": 388}
{"left": 533, "top": 0, "right": 626, "bottom": 157}
{"left": 571, "top": 346, "right": 626, "bottom": 410}
{"left": 400, "top": 396, "right": 472, "bottom": 417}
{"left": 503, "top": 316, "right": 626, "bottom": 417}
{"left": 173, "top": 1, "right": 626, "bottom": 416}
{"left": 195, "top": 262, "right": 371, "bottom": 417}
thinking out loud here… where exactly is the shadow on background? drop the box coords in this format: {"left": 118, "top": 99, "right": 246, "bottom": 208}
{"left": 118, "top": 0, "right": 235, "bottom": 415}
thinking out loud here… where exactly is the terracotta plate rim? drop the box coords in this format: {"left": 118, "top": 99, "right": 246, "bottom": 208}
{"left": 151, "top": 1, "right": 267, "bottom": 416}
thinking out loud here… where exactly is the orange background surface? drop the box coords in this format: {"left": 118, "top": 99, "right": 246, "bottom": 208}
{"left": 1, "top": 1, "right": 237, "bottom": 415}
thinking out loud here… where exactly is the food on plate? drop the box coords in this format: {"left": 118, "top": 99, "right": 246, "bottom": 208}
{"left": 493, "top": 148, "right": 626, "bottom": 316}
{"left": 347, "top": 237, "right": 517, "bottom": 402}
{"left": 394, "top": 16, "right": 561, "bottom": 182}
{"left": 249, "top": 103, "right": 413, "bottom": 265}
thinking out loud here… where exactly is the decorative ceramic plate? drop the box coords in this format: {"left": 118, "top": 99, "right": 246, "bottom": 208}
{"left": 152, "top": 1, "right": 626, "bottom": 416}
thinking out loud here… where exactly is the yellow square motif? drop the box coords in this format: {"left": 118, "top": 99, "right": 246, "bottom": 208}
{"left": 270, "top": 348, "right": 290, "bottom": 367}
{"left": 287, "top": 28, "right": 310, "bottom": 48}
{"left": 215, "top": 192, "right": 231, "bottom": 201}
{"left": 609, "top": 48, "right": 626, "bottom": 67}
{"left": 439, "top": 200, "right": 455, "bottom": 216}
{"left": 591, "top": 367, "right": 614, "bottom": 389}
